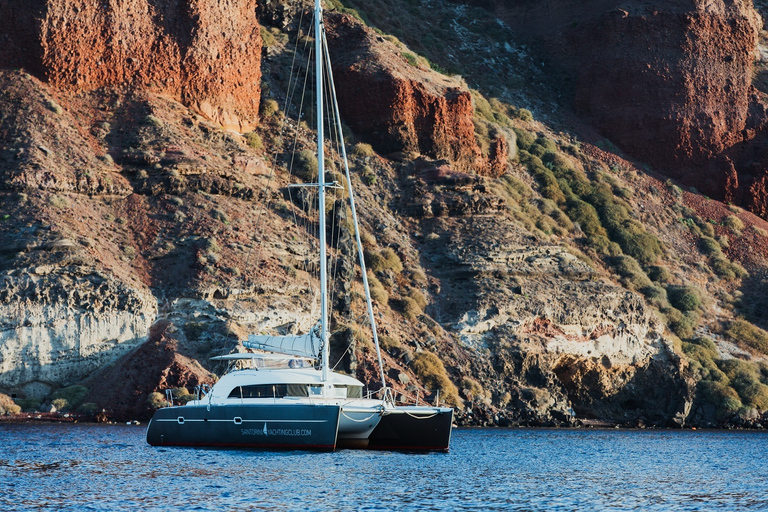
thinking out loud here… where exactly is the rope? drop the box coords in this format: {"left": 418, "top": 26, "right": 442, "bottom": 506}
{"left": 341, "top": 410, "right": 381, "bottom": 422}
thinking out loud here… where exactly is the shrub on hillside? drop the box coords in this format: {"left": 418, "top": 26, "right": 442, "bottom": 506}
{"left": 260, "top": 98, "right": 280, "bottom": 118}
{"left": 147, "top": 392, "right": 167, "bottom": 410}
{"left": 245, "top": 132, "right": 263, "bottom": 150}
{"left": 697, "top": 380, "right": 742, "bottom": 417}
{"left": 664, "top": 307, "right": 698, "bottom": 339}
{"left": 0, "top": 393, "right": 21, "bottom": 416}
{"left": 400, "top": 297, "right": 422, "bottom": 321}
{"left": 610, "top": 255, "right": 652, "bottom": 290}
{"left": 699, "top": 237, "right": 722, "bottom": 257}
{"left": 667, "top": 285, "right": 701, "bottom": 312}
{"left": 648, "top": 265, "right": 671, "bottom": 283}
{"left": 723, "top": 215, "right": 744, "bottom": 234}
{"left": 726, "top": 319, "right": 768, "bottom": 355}
{"left": 51, "top": 385, "right": 89, "bottom": 409}
{"left": 365, "top": 247, "right": 403, "bottom": 273}
{"left": 513, "top": 128, "right": 536, "bottom": 151}
{"left": 367, "top": 272, "right": 389, "bottom": 304}
{"left": 411, "top": 351, "right": 461, "bottom": 407}
{"left": 352, "top": 143, "right": 376, "bottom": 158}
{"left": 294, "top": 149, "right": 318, "bottom": 181}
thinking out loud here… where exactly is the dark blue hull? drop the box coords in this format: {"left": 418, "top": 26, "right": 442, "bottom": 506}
{"left": 365, "top": 408, "right": 454, "bottom": 451}
{"left": 146, "top": 403, "right": 341, "bottom": 450}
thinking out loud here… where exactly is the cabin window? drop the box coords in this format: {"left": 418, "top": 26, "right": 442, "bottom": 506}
{"left": 308, "top": 386, "right": 323, "bottom": 396}
{"left": 286, "top": 384, "right": 309, "bottom": 397}
{"left": 228, "top": 385, "right": 289, "bottom": 399}
{"left": 332, "top": 385, "right": 362, "bottom": 398}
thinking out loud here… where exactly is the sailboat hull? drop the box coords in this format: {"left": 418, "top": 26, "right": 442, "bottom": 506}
{"left": 146, "top": 403, "right": 341, "bottom": 450}
{"left": 366, "top": 407, "right": 454, "bottom": 451}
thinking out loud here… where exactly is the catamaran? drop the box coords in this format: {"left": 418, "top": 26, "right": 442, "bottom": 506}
{"left": 146, "top": 0, "right": 453, "bottom": 451}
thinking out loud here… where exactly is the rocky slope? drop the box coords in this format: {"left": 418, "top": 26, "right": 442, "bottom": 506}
{"left": 0, "top": 0, "right": 767, "bottom": 428}
{"left": 0, "top": 0, "right": 262, "bottom": 132}
{"left": 453, "top": 0, "right": 768, "bottom": 223}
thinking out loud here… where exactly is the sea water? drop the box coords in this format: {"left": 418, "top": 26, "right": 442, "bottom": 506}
{"left": 1, "top": 424, "right": 767, "bottom": 511}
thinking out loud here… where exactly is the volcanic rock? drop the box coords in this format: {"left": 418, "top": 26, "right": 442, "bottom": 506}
{"left": 325, "top": 12, "right": 507, "bottom": 176}
{"left": 0, "top": 0, "right": 262, "bottom": 132}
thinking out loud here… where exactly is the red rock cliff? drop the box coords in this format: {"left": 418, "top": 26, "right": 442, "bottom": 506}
{"left": 466, "top": 0, "right": 768, "bottom": 216}
{"left": 325, "top": 12, "right": 506, "bottom": 176}
{"left": 0, "top": 0, "right": 262, "bottom": 132}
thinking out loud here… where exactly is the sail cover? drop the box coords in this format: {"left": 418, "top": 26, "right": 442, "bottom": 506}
{"left": 243, "top": 326, "right": 321, "bottom": 358}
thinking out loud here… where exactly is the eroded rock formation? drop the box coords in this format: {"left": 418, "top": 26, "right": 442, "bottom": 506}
{"left": 0, "top": 267, "right": 156, "bottom": 398}
{"left": 325, "top": 12, "right": 507, "bottom": 176}
{"left": 466, "top": 0, "right": 768, "bottom": 218}
{"left": 0, "top": 0, "right": 262, "bottom": 132}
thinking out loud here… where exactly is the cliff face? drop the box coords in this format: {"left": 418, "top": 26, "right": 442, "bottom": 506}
{"left": 2, "top": 0, "right": 765, "bottom": 427}
{"left": 398, "top": 170, "right": 691, "bottom": 426}
{"left": 470, "top": 0, "right": 768, "bottom": 219}
{"left": 0, "top": 267, "right": 156, "bottom": 399}
{"left": 325, "top": 12, "right": 507, "bottom": 177}
{"left": 0, "top": 0, "right": 262, "bottom": 132}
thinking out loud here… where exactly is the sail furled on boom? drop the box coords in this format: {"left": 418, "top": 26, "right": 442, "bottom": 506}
{"left": 243, "top": 324, "right": 321, "bottom": 358}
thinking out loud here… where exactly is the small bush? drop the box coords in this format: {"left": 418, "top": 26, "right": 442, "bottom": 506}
{"left": 723, "top": 215, "right": 744, "bottom": 234}
{"left": 172, "top": 388, "right": 195, "bottom": 405}
{"left": 461, "top": 377, "right": 486, "bottom": 400}
{"left": 294, "top": 149, "right": 318, "bottom": 181}
{"left": 611, "top": 255, "right": 652, "bottom": 290}
{"left": 379, "top": 336, "right": 402, "bottom": 351}
{"left": 401, "top": 297, "right": 423, "bottom": 320}
{"left": 699, "top": 237, "right": 722, "bottom": 257}
{"left": 535, "top": 137, "right": 557, "bottom": 153}
{"left": 407, "top": 288, "right": 428, "bottom": 309}
{"left": 648, "top": 265, "right": 671, "bottom": 283}
{"left": 513, "top": 128, "right": 536, "bottom": 151}
{"left": 367, "top": 272, "right": 389, "bottom": 304}
{"left": 411, "top": 351, "right": 461, "bottom": 407}
{"left": 46, "top": 98, "right": 64, "bottom": 115}
{"left": 697, "top": 380, "right": 742, "bottom": 416}
{"left": 0, "top": 393, "right": 21, "bottom": 415}
{"left": 365, "top": 248, "right": 403, "bottom": 273}
{"left": 513, "top": 108, "right": 533, "bottom": 122}
{"left": 726, "top": 319, "right": 768, "bottom": 354}
{"left": 711, "top": 256, "right": 748, "bottom": 281}
{"left": 211, "top": 208, "right": 229, "bottom": 224}
{"left": 352, "top": 143, "right": 376, "bottom": 158}
{"left": 245, "top": 132, "right": 263, "bottom": 150}
{"left": 50, "top": 385, "right": 89, "bottom": 408}
{"left": 145, "top": 114, "right": 163, "bottom": 127}
{"left": 203, "top": 237, "right": 221, "bottom": 253}
{"left": 667, "top": 285, "right": 701, "bottom": 312}
{"left": 51, "top": 398, "right": 70, "bottom": 411}
{"left": 48, "top": 194, "right": 70, "bottom": 208}
{"left": 664, "top": 307, "right": 698, "bottom": 339}
{"left": 146, "top": 392, "right": 167, "bottom": 409}
{"left": 260, "top": 98, "right": 280, "bottom": 118}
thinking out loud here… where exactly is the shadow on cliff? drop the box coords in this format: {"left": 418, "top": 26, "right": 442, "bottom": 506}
{"left": 552, "top": 352, "right": 694, "bottom": 427}
{"left": 82, "top": 320, "right": 215, "bottom": 422}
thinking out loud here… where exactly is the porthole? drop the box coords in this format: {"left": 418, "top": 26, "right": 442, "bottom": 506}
{"left": 177, "top": 417, "right": 185, "bottom": 424}
{"left": 233, "top": 417, "right": 243, "bottom": 425}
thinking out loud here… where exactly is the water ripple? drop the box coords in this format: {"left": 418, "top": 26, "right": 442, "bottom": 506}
{"left": 0, "top": 425, "right": 767, "bottom": 511}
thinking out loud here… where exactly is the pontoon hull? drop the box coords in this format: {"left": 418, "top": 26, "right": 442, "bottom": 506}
{"left": 366, "top": 407, "right": 454, "bottom": 451}
{"left": 146, "top": 403, "right": 341, "bottom": 450}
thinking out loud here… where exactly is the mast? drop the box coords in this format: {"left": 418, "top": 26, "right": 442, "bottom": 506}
{"left": 321, "top": 32, "right": 389, "bottom": 393}
{"left": 315, "top": 0, "right": 329, "bottom": 383}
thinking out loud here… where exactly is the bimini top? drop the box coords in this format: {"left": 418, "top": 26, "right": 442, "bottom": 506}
{"left": 243, "top": 325, "right": 321, "bottom": 359}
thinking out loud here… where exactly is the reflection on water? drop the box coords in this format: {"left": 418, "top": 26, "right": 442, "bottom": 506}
{"left": 1, "top": 425, "right": 767, "bottom": 511}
